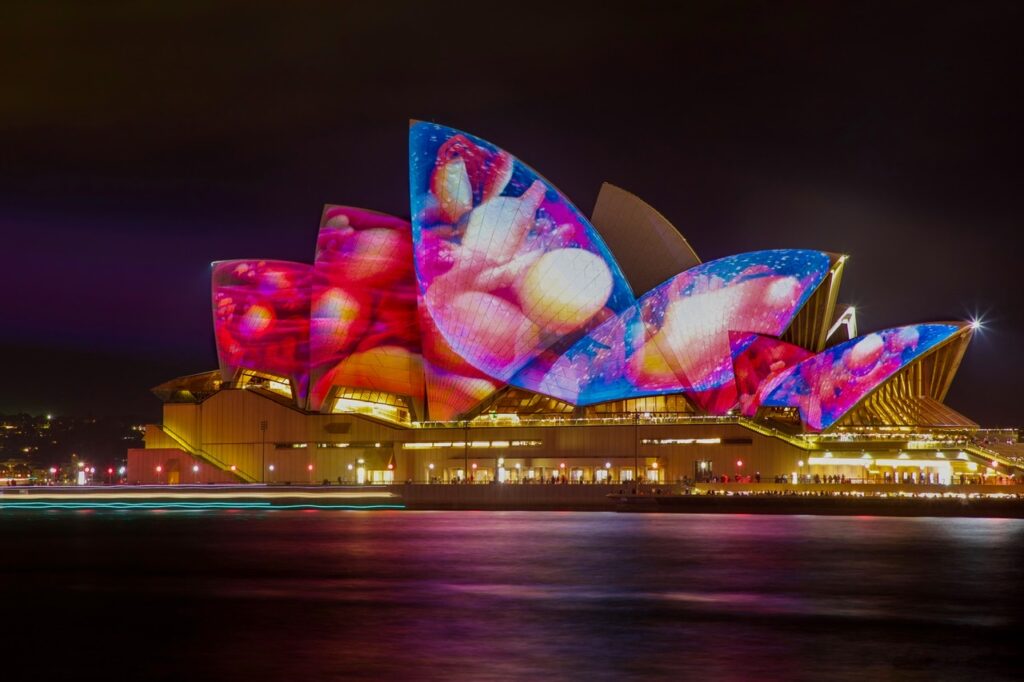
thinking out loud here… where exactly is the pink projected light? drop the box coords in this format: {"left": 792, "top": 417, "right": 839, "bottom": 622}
{"left": 416, "top": 300, "right": 505, "bottom": 422}
{"left": 309, "top": 206, "right": 425, "bottom": 412}
{"left": 203, "top": 123, "right": 972, "bottom": 426}
{"left": 212, "top": 259, "right": 311, "bottom": 402}
{"left": 410, "top": 122, "right": 635, "bottom": 399}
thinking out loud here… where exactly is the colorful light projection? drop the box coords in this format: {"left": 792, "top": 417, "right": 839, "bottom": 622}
{"left": 409, "top": 122, "right": 635, "bottom": 394}
{"left": 521, "top": 250, "right": 830, "bottom": 409}
{"left": 729, "top": 332, "right": 812, "bottom": 417}
{"left": 212, "top": 260, "right": 311, "bottom": 402}
{"left": 416, "top": 301, "right": 505, "bottom": 422}
{"left": 308, "top": 206, "right": 424, "bottom": 412}
{"left": 760, "top": 323, "right": 962, "bottom": 431}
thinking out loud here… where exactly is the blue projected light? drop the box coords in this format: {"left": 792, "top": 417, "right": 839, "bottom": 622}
{"left": 761, "top": 323, "right": 962, "bottom": 430}
{"left": 409, "top": 121, "right": 635, "bottom": 398}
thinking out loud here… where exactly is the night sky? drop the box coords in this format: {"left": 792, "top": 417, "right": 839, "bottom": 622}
{"left": 2, "top": 2, "right": 1021, "bottom": 424}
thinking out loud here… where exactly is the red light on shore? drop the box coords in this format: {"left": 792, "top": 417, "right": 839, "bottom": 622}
{"left": 387, "top": 463, "right": 394, "bottom": 470}
{"left": 156, "top": 466, "right": 163, "bottom": 473}
{"left": 559, "top": 462, "right": 566, "bottom": 469}
{"left": 107, "top": 468, "right": 113, "bottom": 474}
{"left": 736, "top": 460, "right": 743, "bottom": 468}
{"left": 307, "top": 464, "right": 314, "bottom": 471}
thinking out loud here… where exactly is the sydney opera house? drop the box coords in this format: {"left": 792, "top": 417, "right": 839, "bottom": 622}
{"left": 130, "top": 123, "right": 1020, "bottom": 486}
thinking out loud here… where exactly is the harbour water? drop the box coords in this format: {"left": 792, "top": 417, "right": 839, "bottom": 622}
{"left": 3, "top": 511, "right": 1022, "bottom": 680}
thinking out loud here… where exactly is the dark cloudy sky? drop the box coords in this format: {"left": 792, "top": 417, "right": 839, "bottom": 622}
{"left": 1, "top": 1, "right": 1021, "bottom": 423}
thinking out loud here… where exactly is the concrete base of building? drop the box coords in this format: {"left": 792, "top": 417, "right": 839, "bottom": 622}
{"left": 615, "top": 483, "right": 1024, "bottom": 517}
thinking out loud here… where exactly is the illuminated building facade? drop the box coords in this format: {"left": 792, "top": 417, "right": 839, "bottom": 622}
{"left": 131, "top": 123, "right": 1021, "bottom": 485}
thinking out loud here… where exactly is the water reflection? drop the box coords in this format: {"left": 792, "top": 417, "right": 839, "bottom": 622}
{"left": 2, "top": 511, "right": 1022, "bottom": 680}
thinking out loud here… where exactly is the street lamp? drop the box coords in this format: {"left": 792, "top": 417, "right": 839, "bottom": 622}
{"left": 192, "top": 463, "right": 200, "bottom": 484}
{"left": 259, "top": 419, "right": 268, "bottom": 484}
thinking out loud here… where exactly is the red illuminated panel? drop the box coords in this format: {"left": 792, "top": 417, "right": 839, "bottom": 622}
{"left": 309, "top": 206, "right": 424, "bottom": 412}
{"left": 729, "top": 332, "right": 812, "bottom": 417}
{"left": 212, "top": 260, "right": 311, "bottom": 402}
{"left": 417, "top": 301, "right": 505, "bottom": 422}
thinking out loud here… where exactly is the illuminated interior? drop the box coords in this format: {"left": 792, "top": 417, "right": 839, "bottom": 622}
{"left": 329, "top": 388, "right": 413, "bottom": 425}
{"left": 236, "top": 369, "right": 294, "bottom": 400}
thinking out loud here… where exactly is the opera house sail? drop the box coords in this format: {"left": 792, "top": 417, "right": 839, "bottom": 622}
{"left": 133, "top": 122, "right": 1017, "bottom": 486}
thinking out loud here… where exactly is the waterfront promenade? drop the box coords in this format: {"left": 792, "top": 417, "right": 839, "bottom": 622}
{"left": 2, "top": 482, "right": 1023, "bottom": 516}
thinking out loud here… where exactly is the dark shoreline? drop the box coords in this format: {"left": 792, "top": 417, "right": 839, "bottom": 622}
{"left": 2, "top": 484, "right": 1023, "bottom": 517}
